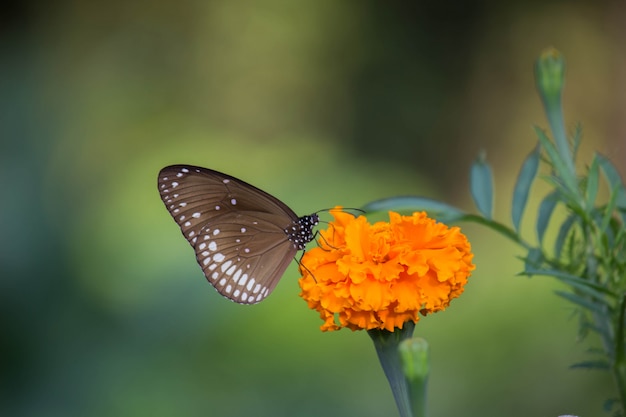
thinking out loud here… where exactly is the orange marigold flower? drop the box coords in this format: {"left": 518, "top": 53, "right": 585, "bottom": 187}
{"left": 299, "top": 208, "right": 475, "bottom": 332}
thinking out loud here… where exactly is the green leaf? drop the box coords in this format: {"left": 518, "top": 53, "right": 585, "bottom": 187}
{"left": 361, "top": 196, "right": 466, "bottom": 223}
{"left": 586, "top": 154, "right": 600, "bottom": 209}
{"left": 555, "top": 290, "right": 606, "bottom": 315}
{"left": 534, "top": 126, "right": 580, "bottom": 199}
{"left": 523, "top": 268, "right": 616, "bottom": 301}
{"left": 536, "top": 191, "right": 558, "bottom": 244}
{"left": 570, "top": 360, "right": 610, "bottom": 371}
{"left": 554, "top": 213, "right": 577, "bottom": 259}
{"left": 601, "top": 183, "right": 621, "bottom": 234}
{"left": 571, "top": 123, "right": 583, "bottom": 160}
{"left": 522, "top": 248, "right": 544, "bottom": 272}
{"left": 470, "top": 154, "right": 494, "bottom": 219}
{"left": 603, "top": 398, "right": 619, "bottom": 413}
{"left": 597, "top": 153, "right": 626, "bottom": 224}
{"left": 597, "top": 154, "right": 626, "bottom": 206}
{"left": 512, "top": 146, "right": 540, "bottom": 233}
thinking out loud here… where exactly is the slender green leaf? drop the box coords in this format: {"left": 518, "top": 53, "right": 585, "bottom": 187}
{"left": 614, "top": 293, "right": 626, "bottom": 365}
{"left": 361, "top": 196, "right": 466, "bottom": 223}
{"left": 536, "top": 191, "right": 558, "bottom": 244}
{"left": 586, "top": 154, "right": 600, "bottom": 209}
{"left": 512, "top": 146, "right": 540, "bottom": 233}
{"left": 597, "top": 154, "right": 626, "bottom": 206}
{"left": 597, "top": 153, "right": 626, "bottom": 224}
{"left": 601, "top": 183, "right": 621, "bottom": 234}
{"left": 522, "top": 248, "right": 544, "bottom": 272}
{"left": 580, "top": 320, "right": 611, "bottom": 341}
{"left": 570, "top": 360, "right": 610, "bottom": 370}
{"left": 554, "top": 213, "right": 577, "bottom": 259}
{"left": 603, "top": 398, "right": 619, "bottom": 413}
{"left": 534, "top": 126, "right": 580, "bottom": 198}
{"left": 523, "top": 268, "right": 616, "bottom": 298}
{"left": 555, "top": 290, "right": 605, "bottom": 315}
{"left": 470, "top": 155, "right": 494, "bottom": 219}
{"left": 571, "top": 123, "right": 583, "bottom": 160}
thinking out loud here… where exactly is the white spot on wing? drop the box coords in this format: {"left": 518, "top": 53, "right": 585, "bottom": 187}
{"left": 220, "top": 260, "right": 233, "bottom": 272}
{"left": 192, "top": 212, "right": 201, "bottom": 218}
{"left": 213, "top": 253, "right": 225, "bottom": 262}
{"left": 208, "top": 241, "right": 217, "bottom": 251}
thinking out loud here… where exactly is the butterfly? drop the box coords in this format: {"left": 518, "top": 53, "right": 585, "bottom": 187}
{"left": 158, "top": 165, "right": 319, "bottom": 304}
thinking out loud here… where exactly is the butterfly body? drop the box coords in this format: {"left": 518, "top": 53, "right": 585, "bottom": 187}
{"left": 158, "top": 165, "right": 318, "bottom": 304}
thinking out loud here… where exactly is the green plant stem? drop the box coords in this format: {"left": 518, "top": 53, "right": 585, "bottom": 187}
{"left": 369, "top": 322, "right": 417, "bottom": 417}
{"left": 613, "top": 294, "right": 626, "bottom": 410}
{"left": 460, "top": 214, "right": 533, "bottom": 250}
{"left": 545, "top": 97, "right": 577, "bottom": 182}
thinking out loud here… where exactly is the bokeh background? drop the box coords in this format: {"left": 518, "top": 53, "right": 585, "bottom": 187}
{"left": 2, "top": 1, "right": 625, "bottom": 416}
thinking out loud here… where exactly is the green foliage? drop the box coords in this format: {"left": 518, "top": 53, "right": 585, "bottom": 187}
{"left": 470, "top": 152, "right": 494, "bottom": 220}
{"left": 512, "top": 146, "right": 540, "bottom": 233}
{"left": 364, "top": 49, "right": 626, "bottom": 415}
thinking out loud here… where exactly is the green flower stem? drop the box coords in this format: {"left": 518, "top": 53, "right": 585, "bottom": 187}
{"left": 613, "top": 293, "right": 626, "bottom": 409}
{"left": 368, "top": 322, "right": 417, "bottom": 417}
{"left": 399, "top": 338, "right": 429, "bottom": 417}
{"left": 460, "top": 214, "right": 533, "bottom": 251}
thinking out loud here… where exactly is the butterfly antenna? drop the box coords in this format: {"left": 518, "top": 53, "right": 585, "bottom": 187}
{"left": 315, "top": 207, "right": 365, "bottom": 216}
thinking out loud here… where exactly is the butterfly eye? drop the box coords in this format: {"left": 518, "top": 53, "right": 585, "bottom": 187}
{"left": 158, "top": 165, "right": 318, "bottom": 304}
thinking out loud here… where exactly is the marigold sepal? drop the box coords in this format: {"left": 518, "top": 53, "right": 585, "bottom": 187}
{"left": 399, "top": 337, "right": 429, "bottom": 417}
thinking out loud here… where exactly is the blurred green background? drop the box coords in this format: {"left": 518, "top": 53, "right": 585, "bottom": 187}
{"left": 2, "top": 1, "right": 624, "bottom": 416}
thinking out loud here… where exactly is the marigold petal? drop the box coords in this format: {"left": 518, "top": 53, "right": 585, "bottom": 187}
{"left": 299, "top": 209, "right": 475, "bottom": 332}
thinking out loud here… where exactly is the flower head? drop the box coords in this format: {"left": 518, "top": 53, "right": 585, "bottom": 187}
{"left": 299, "top": 208, "right": 475, "bottom": 332}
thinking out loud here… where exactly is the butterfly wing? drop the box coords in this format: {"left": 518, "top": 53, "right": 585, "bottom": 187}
{"left": 158, "top": 165, "right": 301, "bottom": 304}
{"left": 193, "top": 211, "right": 298, "bottom": 304}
